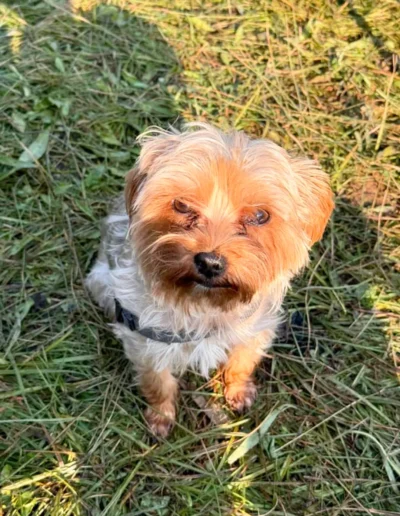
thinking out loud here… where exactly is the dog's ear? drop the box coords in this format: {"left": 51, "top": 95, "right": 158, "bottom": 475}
{"left": 125, "top": 131, "right": 180, "bottom": 216}
{"left": 125, "top": 166, "right": 146, "bottom": 217}
{"left": 291, "top": 157, "right": 334, "bottom": 245}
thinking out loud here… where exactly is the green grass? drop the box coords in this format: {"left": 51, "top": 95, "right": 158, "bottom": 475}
{"left": 0, "top": 1, "right": 399, "bottom": 514}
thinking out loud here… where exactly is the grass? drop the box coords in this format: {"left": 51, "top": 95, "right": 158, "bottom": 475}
{"left": 0, "top": 0, "right": 399, "bottom": 514}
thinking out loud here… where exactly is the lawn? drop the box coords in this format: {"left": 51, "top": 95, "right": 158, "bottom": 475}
{"left": 0, "top": 1, "right": 399, "bottom": 515}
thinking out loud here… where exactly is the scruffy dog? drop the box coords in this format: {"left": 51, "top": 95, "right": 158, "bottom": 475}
{"left": 86, "top": 123, "right": 334, "bottom": 436}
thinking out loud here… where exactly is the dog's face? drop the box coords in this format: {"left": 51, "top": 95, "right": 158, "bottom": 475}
{"left": 126, "top": 124, "right": 333, "bottom": 310}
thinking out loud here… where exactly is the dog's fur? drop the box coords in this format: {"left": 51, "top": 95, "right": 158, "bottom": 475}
{"left": 86, "top": 123, "right": 334, "bottom": 436}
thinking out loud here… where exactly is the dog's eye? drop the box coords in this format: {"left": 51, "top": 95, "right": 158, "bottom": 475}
{"left": 255, "top": 209, "right": 270, "bottom": 225}
{"left": 173, "top": 199, "right": 191, "bottom": 214}
{"left": 245, "top": 209, "right": 271, "bottom": 226}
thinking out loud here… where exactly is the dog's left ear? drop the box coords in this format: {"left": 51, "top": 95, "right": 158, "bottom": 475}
{"left": 291, "top": 157, "right": 334, "bottom": 245}
{"left": 125, "top": 131, "right": 181, "bottom": 216}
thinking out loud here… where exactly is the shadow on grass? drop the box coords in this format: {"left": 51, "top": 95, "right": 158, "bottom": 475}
{"left": 0, "top": 2, "right": 399, "bottom": 516}
{"left": 337, "top": 0, "right": 399, "bottom": 66}
{"left": 0, "top": 2, "right": 183, "bottom": 515}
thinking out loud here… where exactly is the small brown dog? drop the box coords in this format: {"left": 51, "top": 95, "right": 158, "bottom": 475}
{"left": 86, "top": 123, "right": 334, "bottom": 436}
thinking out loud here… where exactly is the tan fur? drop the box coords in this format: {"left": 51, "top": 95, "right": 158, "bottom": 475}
{"left": 87, "top": 123, "right": 334, "bottom": 436}
{"left": 139, "top": 368, "right": 178, "bottom": 437}
{"left": 223, "top": 333, "right": 268, "bottom": 412}
{"left": 125, "top": 166, "right": 146, "bottom": 217}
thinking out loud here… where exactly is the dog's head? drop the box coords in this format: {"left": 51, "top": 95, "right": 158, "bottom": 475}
{"left": 126, "top": 123, "right": 333, "bottom": 310}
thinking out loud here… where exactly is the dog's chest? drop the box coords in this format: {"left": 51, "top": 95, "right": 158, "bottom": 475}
{"left": 113, "top": 289, "right": 278, "bottom": 377}
{"left": 115, "top": 321, "right": 242, "bottom": 377}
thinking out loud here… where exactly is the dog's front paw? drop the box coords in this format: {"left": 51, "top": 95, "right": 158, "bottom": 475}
{"left": 145, "top": 404, "right": 175, "bottom": 438}
{"left": 224, "top": 381, "right": 257, "bottom": 412}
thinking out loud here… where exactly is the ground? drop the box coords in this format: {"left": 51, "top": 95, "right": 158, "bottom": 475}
{"left": 0, "top": 1, "right": 399, "bottom": 515}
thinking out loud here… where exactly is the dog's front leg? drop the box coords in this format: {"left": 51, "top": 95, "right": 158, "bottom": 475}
{"left": 223, "top": 331, "right": 273, "bottom": 412}
{"left": 139, "top": 368, "right": 178, "bottom": 437}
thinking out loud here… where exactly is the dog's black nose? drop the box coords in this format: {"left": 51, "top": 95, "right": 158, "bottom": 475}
{"left": 194, "top": 252, "right": 226, "bottom": 279}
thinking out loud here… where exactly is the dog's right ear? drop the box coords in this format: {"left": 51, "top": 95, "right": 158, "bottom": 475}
{"left": 125, "top": 166, "right": 146, "bottom": 217}
{"left": 125, "top": 130, "right": 180, "bottom": 216}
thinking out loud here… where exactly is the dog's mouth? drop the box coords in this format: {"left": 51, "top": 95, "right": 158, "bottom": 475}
{"left": 195, "top": 279, "right": 237, "bottom": 290}
{"left": 178, "top": 276, "right": 239, "bottom": 292}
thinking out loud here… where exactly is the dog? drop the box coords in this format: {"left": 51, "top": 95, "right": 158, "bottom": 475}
{"left": 86, "top": 122, "right": 334, "bottom": 436}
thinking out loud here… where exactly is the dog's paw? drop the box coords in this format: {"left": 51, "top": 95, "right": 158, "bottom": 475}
{"left": 145, "top": 405, "right": 175, "bottom": 438}
{"left": 224, "top": 381, "right": 257, "bottom": 412}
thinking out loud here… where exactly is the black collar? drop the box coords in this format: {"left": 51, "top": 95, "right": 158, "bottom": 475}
{"left": 115, "top": 299, "right": 201, "bottom": 344}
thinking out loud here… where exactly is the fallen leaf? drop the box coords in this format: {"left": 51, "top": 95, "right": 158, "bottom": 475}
{"left": 11, "top": 112, "right": 26, "bottom": 133}
{"left": 18, "top": 129, "right": 50, "bottom": 163}
{"left": 193, "top": 395, "right": 229, "bottom": 426}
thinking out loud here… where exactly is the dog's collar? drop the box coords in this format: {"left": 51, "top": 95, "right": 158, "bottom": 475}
{"left": 115, "top": 299, "right": 203, "bottom": 344}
